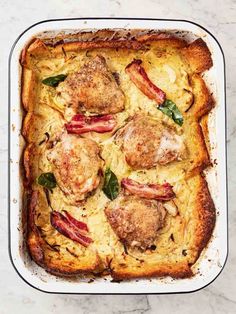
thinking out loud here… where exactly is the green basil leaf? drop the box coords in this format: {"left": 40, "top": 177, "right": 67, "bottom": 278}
{"left": 158, "top": 99, "right": 183, "bottom": 126}
{"left": 42, "top": 74, "right": 67, "bottom": 87}
{"left": 102, "top": 168, "right": 119, "bottom": 200}
{"left": 37, "top": 172, "right": 57, "bottom": 189}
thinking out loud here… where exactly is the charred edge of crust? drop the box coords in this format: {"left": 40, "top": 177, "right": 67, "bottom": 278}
{"left": 185, "top": 123, "right": 211, "bottom": 178}
{"left": 23, "top": 143, "right": 35, "bottom": 187}
{"left": 36, "top": 29, "right": 186, "bottom": 46}
{"left": 21, "top": 68, "right": 37, "bottom": 111}
{"left": 21, "top": 69, "right": 42, "bottom": 183}
{"left": 111, "top": 263, "right": 193, "bottom": 280}
{"left": 22, "top": 31, "right": 188, "bottom": 58}
{"left": 44, "top": 267, "right": 98, "bottom": 277}
{"left": 41, "top": 29, "right": 118, "bottom": 44}
{"left": 53, "top": 40, "right": 144, "bottom": 54}
{"left": 20, "top": 37, "right": 37, "bottom": 66}
{"left": 21, "top": 67, "right": 39, "bottom": 193}
{"left": 27, "top": 190, "right": 45, "bottom": 265}
{"left": 181, "top": 38, "right": 213, "bottom": 73}
{"left": 22, "top": 41, "right": 48, "bottom": 271}
{"left": 186, "top": 74, "right": 215, "bottom": 172}
{"left": 24, "top": 38, "right": 144, "bottom": 58}
{"left": 136, "top": 33, "right": 187, "bottom": 47}
{"left": 187, "top": 160, "right": 210, "bottom": 179}
{"left": 200, "top": 115, "right": 211, "bottom": 155}
{"left": 189, "top": 73, "right": 215, "bottom": 120}
{"left": 42, "top": 255, "right": 103, "bottom": 277}
{"left": 20, "top": 38, "right": 48, "bottom": 65}
{"left": 22, "top": 112, "right": 34, "bottom": 140}
{"left": 193, "top": 175, "right": 216, "bottom": 262}
{"left": 197, "top": 123, "right": 211, "bottom": 171}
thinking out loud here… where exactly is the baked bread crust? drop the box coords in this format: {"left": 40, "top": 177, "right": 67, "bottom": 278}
{"left": 21, "top": 30, "right": 216, "bottom": 279}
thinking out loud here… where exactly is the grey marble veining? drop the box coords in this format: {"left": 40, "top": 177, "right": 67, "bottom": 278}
{"left": 1, "top": 0, "right": 236, "bottom": 313}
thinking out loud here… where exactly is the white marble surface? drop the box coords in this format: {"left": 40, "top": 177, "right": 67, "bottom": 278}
{"left": 0, "top": 0, "right": 235, "bottom": 313}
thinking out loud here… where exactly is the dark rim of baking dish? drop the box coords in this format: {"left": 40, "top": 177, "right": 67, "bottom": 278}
{"left": 8, "top": 17, "right": 228, "bottom": 295}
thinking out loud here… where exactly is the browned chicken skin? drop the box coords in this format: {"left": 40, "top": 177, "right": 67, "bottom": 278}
{"left": 56, "top": 55, "right": 125, "bottom": 115}
{"left": 105, "top": 195, "right": 166, "bottom": 250}
{"left": 116, "top": 114, "right": 186, "bottom": 169}
{"left": 47, "top": 133, "right": 103, "bottom": 205}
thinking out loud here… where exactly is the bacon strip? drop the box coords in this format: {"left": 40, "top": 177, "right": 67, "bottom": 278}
{"left": 121, "top": 178, "right": 175, "bottom": 201}
{"left": 65, "top": 114, "right": 116, "bottom": 135}
{"left": 125, "top": 59, "right": 166, "bottom": 105}
{"left": 50, "top": 211, "right": 92, "bottom": 247}
{"left": 63, "top": 210, "right": 89, "bottom": 232}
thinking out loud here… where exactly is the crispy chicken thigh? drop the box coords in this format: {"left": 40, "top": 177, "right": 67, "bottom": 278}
{"left": 56, "top": 55, "right": 125, "bottom": 115}
{"left": 47, "top": 133, "right": 103, "bottom": 205}
{"left": 105, "top": 195, "right": 166, "bottom": 250}
{"left": 117, "top": 114, "right": 186, "bottom": 169}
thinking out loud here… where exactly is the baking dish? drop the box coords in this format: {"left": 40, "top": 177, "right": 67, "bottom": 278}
{"left": 9, "top": 18, "right": 227, "bottom": 294}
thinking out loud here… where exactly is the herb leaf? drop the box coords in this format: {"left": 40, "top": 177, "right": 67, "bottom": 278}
{"left": 42, "top": 74, "right": 67, "bottom": 87}
{"left": 37, "top": 172, "right": 57, "bottom": 189}
{"left": 158, "top": 99, "right": 183, "bottom": 126}
{"left": 102, "top": 168, "right": 119, "bottom": 200}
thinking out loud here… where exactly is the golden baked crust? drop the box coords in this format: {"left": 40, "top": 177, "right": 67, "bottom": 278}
{"left": 21, "top": 30, "right": 216, "bottom": 279}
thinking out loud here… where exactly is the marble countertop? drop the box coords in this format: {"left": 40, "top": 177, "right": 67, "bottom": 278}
{"left": 1, "top": 0, "right": 235, "bottom": 313}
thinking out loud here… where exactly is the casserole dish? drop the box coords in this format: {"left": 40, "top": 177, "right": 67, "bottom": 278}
{"left": 9, "top": 18, "right": 227, "bottom": 294}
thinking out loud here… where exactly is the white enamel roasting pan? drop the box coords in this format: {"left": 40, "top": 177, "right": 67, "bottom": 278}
{"left": 9, "top": 18, "right": 228, "bottom": 294}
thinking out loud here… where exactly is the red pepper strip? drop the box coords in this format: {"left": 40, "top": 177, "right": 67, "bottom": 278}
{"left": 50, "top": 211, "right": 92, "bottom": 247}
{"left": 65, "top": 114, "right": 116, "bottom": 135}
{"left": 63, "top": 210, "right": 89, "bottom": 232}
{"left": 125, "top": 59, "right": 166, "bottom": 105}
{"left": 121, "top": 178, "right": 175, "bottom": 201}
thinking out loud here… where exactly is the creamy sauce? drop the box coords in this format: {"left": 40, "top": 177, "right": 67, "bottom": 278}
{"left": 28, "top": 43, "right": 203, "bottom": 266}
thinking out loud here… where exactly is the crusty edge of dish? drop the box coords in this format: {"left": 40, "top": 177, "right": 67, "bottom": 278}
{"left": 20, "top": 31, "right": 211, "bottom": 73}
